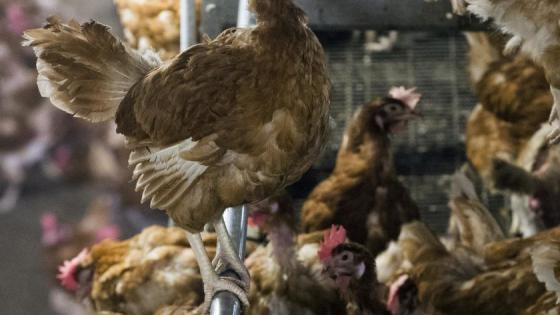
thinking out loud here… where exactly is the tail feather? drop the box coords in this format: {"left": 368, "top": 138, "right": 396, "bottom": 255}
{"left": 23, "top": 17, "right": 161, "bottom": 122}
{"left": 531, "top": 240, "right": 560, "bottom": 303}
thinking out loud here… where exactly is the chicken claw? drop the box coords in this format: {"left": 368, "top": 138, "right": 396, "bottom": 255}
{"left": 212, "top": 217, "right": 250, "bottom": 289}
{"left": 200, "top": 277, "right": 249, "bottom": 314}
{"left": 186, "top": 231, "right": 249, "bottom": 314}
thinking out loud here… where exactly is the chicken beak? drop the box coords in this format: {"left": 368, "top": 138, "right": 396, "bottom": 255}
{"left": 411, "top": 110, "right": 423, "bottom": 118}
{"left": 393, "top": 111, "right": 422, "bottom": 122}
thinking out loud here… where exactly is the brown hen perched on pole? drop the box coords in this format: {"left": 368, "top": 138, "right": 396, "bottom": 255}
{"left": 23, "top": 0, "right": 330, "bottom": 311}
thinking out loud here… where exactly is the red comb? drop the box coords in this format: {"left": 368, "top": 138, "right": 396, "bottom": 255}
{"left": 318, "top": 225, "right": 347, "bottom": 262}
{"left": 248, "top": 211, "right": 269, "bottom": 228}
{"left": 57, "top": 248, "right": 88, "bottom": 291}
{"left": 388, "top": 86, "right": 422, "bottom": 110}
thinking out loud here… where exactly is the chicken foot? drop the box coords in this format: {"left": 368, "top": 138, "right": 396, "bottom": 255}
{"left": 212, "top": 217, "right": 250, "bottom": 289}
{"left": 186, "top": 231, "right": 249, "bottom": 314}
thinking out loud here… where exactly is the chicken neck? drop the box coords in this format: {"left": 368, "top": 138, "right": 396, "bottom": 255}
{"left": 267, "top": 220, "right": 297, "bottom": 271}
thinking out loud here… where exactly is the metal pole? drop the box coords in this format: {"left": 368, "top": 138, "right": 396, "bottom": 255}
{"left": 180, "top": 0, "right": 198, "bottom": 50}
{"left": 210, "top": 206, "right": 249, "bottom": 315}
{"left": 209, "top": 2, "right": 253, "bottom": 314}
{"left": 236, "top": 0, "right": 253, "bottom": 28}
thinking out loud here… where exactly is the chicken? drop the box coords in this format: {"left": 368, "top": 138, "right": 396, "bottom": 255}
{"left": 492, "top": 123, "right": 560, "bottom": 234}
{"left": 320, "top": 225, "right": 390, "bottom": 315}
{"left": 113, "top": 0, "right": 204, "bottom": 60}
{"left": 380, "top": 170, "right": 503, "bottom": 315}
{"left": 245, "top": 193, "right": 345, "bottom": 315}
{"left": 113, "top": 0, "right": 184, "bottom": 60}
{"left": 58, "top": 226, "right": 217, "bottom": 315}
{"left": 388, "top": 221, "right": 545, "bottom": 315}
{"left": 523, "top": 240, "right": 560, "bottom": 315}
{"left": 464, "top": 32, "right": 555, "bottom": 236}
{"left": 465, "top": 32, "right": 551, "bottom": 188}
{"left": 155, "top": 301, "right": 202, "bottom": 315}
{"left": 446, "top": 168, "right": 505, "bottom": 257}
{"left": 456, "top": 0, "right": 560, "bottom": 143}
{"left": 41, "top": 197, "right": 120, "bottom": 315}
{"left": 0, "top": 37, "right": 52, "bottom": 212}
{"left": 42, "top": 196, "right": 121, "bottom": 283}
{"left": 24, "top": 0, "right": 330, "bottom": 309}
{"left": 301, "top": 87, "right": 421, "bottom": 256}
{"left": 483, "top": 226, "right": 560, "bottom": 266}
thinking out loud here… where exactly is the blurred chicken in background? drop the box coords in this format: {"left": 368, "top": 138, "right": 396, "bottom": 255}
{"left": 456, "top": 0, "right": 560, "bottom": 144}
{"left": 0, "top": 0, "right": 151, "bottom": 220}
{"left": 301, "top": 87, "right": 421, "bottom": 257}
{"left": 0, "top": 2, "right": 53, "bottom": 212}
{"left": 57, "top": 226, "right": 215, "bottom": 315}
{"left": 464, "top": 32, "right": 560, "bottom": 237}
{"left": 376, "top": 171, "right": 560, "bottom": 315}
{"left": 113, "top": 0, "right": 202, "bottom": 60}
{"left": 246, "top": 193, "right": 347, "bottom": 315}
{"left": 41, "top": 197, "right": 121, "bottom": 315}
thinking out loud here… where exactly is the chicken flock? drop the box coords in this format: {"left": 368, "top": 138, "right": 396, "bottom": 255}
{"left": 2, "top": 0, "right": 560, "bottom": 314}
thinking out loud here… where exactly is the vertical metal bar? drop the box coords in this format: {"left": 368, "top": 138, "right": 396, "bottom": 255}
{"left": 181, "top": 0, "right": 198, "bottom": 50}
{"left": 236, "top": 0, "right": 253, "bottom": 28}
{"left": 210, "top": 2, "right": 253, "bottom": 314}
{"left": 210, "top": 206, "right": 249, "bottom": 315}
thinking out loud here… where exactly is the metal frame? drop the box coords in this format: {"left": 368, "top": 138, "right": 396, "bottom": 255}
{"left": 201, "top": 0, "right": 486, "bottom": 38}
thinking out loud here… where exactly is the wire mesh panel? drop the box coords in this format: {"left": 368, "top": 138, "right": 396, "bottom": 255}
{"left": 295, "top": 31, "right": 505, "bottom": 233}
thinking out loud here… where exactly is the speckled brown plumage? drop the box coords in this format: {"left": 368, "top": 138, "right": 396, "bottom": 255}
{"left": 78, "top": 226, "right": 216, "bottom": 315}
{"left": 447, "top": 172, "right": 505, "bottom": 257}
{"left": 398, "top": 222, "right": 546, "bottom": 315}
{"left": 300, "top": 97, "right": 420, "bottom": 257}
{"left": 113, "top": 0, "right": 187, "bottom": 60}
{"left": 465, "top": 32, "right": 552, "bottom": 189}
{"left": 25, "top": 2, "right": 329, "bottom": 309}
{"left": 24, "top": 0, "right": 330, "bottom": 233}
{"left": 245, "top": 194, "right": 345, "bottom": 315}
{"left": 329, "top": 243, "right": 390, "bottom": 315}
{"left": 463, "top": 0, "right": 560, "bottom": 142}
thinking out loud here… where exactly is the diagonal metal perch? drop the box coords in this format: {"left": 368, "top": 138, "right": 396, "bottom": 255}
{"left": 209, "top": 206, "right": 249, "bottom": 315}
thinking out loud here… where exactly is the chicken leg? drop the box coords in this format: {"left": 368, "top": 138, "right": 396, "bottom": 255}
{"left": 186, "top": 231, "right": 249, "bottom": 314}
{"left": 212, "top": 217, "right": 250, "bottom": 289}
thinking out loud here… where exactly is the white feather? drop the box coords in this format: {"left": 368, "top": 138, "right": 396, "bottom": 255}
{"left": 532, "top": 243, "right": 560, "bottom": 303}
{"left": 129, "top": 138, "right": 208, "bottom": 210}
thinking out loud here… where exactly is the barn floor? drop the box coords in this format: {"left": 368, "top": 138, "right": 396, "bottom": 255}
{"left": 0, "top": 183, "right": 100, "bottom": 315}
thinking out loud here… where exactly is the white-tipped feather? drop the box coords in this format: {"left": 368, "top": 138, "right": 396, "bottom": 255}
{"left": 532, "top": 242, "right": 560, "bottom": 303}
{"left": 23, "top": 18, "right": 161, "bottom": 122}
{"left": 129, "top": 138, "right": 208, "bottom": 211}
{"left": 375, "top": 241, "right": 404, "bottom": 284}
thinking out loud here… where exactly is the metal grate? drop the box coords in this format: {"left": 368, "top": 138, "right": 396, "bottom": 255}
{"left": 294, "top": 30, "right": 505, "bottom": 234}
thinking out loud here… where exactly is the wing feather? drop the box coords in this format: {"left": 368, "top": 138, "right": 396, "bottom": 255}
{"left": 130, "top": 138, "right": 210, "bottom": 210}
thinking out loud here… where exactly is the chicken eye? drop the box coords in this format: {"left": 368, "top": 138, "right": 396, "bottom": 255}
{"left": 388, "top": 104, "right": 399, "bottom": 112}
{"left": 341, "top": 253, "right": 349, "bottom": 261}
